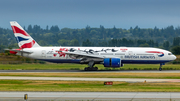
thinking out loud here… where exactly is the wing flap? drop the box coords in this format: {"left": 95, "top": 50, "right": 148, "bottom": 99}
{"left": 61, "top": 51, "right": 119, "bottom": 59}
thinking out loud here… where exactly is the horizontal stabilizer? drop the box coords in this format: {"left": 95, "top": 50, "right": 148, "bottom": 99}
{"left": 5, "top": 49, "right": 33, "bottom": 54}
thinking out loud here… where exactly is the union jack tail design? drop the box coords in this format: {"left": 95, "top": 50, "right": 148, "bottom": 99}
{"left": 10, "top": 21, "right": 40, "bottom": 49}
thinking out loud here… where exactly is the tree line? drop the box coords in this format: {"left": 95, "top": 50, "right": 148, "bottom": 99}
{"left": 0, "top": 25, "right": 180, "bottom": 54}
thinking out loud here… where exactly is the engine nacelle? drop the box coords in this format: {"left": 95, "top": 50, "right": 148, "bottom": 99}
{"left": 103, "top": 58, "right": 121, "bottom": 67}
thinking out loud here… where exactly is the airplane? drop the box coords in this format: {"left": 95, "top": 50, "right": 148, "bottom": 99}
{"left": 8, "top": 21, "right": 177, "bottom": 71}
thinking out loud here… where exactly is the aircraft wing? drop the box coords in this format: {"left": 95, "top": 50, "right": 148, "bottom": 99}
{"left": 61, "top": 51, "right": 119, "bottom": 59}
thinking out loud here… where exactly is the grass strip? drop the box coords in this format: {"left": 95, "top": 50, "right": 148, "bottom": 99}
{"left": 1, "top": 72, "right": 180, "bottom": 79}
{"left": 0, "top": 80, "right": 180, "bottom": 92}
{"left": 0, "top": 64, "right": 180, "bottom": 70}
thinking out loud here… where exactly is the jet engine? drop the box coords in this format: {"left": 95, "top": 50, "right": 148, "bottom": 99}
{"left": 103, "top": 58, "right": 121, "bottom": 67}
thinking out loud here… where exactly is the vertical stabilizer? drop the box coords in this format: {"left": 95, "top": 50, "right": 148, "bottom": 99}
{"left": 10, "top": 21, "right": 40, "bottom": 49}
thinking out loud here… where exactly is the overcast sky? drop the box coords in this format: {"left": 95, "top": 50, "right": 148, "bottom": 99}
{"left": 0, "top": 0, "right": 180, "bottom": 29}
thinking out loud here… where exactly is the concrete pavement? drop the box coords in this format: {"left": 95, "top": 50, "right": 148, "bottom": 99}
{"left": 0, "top": 92, "right": 180, "bottom": 101}
{"left": 0, "top": 76, "right": 180, "bottom": 82}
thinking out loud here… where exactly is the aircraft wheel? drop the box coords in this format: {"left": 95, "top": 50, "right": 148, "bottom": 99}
{"left": 84, "top": 67, "right": 98, "bottom": 71}
{"left": 92, "top": 67, "right": 96, "bottom": 71}
{"left": 95, "top": 67, "right": 98, "bottom": 71}
{"left": 84, "top": 67, "right": 88, "bottom": 71}
{"left": 87, "top": 67, "right": 91, "bottom": 71}
{"left": 159, "top": 67, "right": 162, "bottom": 71}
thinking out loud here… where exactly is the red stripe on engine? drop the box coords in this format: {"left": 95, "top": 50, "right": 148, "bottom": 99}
{"left": 20, "top": 40, "right": 35, "bottom": 49}
{"left": 11, "top": 26, "right": 29, "bottom": 36}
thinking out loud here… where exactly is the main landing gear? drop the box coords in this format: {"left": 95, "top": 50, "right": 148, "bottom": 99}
{"left": 84, "top": 61, "right": 98, "bottom": 71}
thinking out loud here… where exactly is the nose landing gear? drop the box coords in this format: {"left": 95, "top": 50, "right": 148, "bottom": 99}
{"left": 159, "top": 65, "right": 162, "bottom": 71}
{"left": 159, "top": 63, "right": 165, "bottom": 71}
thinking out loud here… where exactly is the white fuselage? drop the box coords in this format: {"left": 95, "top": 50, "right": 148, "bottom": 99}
{"left": 16, "top": 47, "right": 176, "bottom": 64}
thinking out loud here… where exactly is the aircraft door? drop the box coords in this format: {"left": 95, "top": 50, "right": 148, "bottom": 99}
{"left": 156, "top": 53, "right": 159, "bottom": 60}
{"left": 128, "top": 51, "right": 133, "bottom": 60}
{"left": 41, "top": 50, "right": 46, "bottom": 58}
{"left": 128, "top": 51, "right": 133, "bottom": 55}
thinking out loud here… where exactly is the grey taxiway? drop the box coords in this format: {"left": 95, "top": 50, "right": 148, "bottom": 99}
{"left": 0, "top": 92, "right": 180, "bottom": 101}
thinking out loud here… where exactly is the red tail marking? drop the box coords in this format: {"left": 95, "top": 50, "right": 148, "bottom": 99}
{"left": 11, "top": 26, "right": 29, "bottom": 36}
{"left": 20, "top": 40, "right": 35, "bottom": 49}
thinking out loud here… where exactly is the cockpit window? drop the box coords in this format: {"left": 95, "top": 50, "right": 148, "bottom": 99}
{"left": 168, "top": 53, "right": 172, "bottom": 55}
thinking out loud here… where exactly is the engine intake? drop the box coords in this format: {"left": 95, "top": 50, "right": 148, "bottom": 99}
{"left": 103, "top": 58, "right": 121, "bottom": 67}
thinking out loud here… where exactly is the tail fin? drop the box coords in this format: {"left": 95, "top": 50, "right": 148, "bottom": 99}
{"left": 10, "top": 21, "right": 40, "bottom": 49}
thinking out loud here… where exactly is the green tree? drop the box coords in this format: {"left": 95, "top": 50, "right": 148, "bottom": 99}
{"left": 147, "top": 40, "right": 154, "bottom": 47}
{"left": 39, "top": 40, "right": 47, "bottom": 46}
{"left": 69, "top": 39, "right": 79, "bottom": 46}
{"left": 163, "top": 41, "right": 170, "bottom": 50}
{"left": 58, "top": 39, "right": 69, "bottom": 46}
{"left": 27, "top": 25, "right": 33, "bottom": 33}
{"left": 139, "top": 43, "right": 149, "bottom": 47}
{"left": 50, "top": 25, "right": 60, "bottom": 32}
{"left": 173, "top": 37, "right": 180, "bottom": 46}
{"left": 0, "top": 44, "right": 5, "bottom": 52}
{"left": 46, "top": 25, "right": 49, "bottom": 31}
{"left": 85, "top": 25, "right": 91, "bottom": 34}
{"left": 171, "top": 46, "right": 180, "bottom": 55}
{"left": 82, "top": 39, "right": 93, "bottom": 46}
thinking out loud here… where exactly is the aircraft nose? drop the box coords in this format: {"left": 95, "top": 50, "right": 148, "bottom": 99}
{"left": 172, "top": 55, "right": 177, "bottom": 60}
